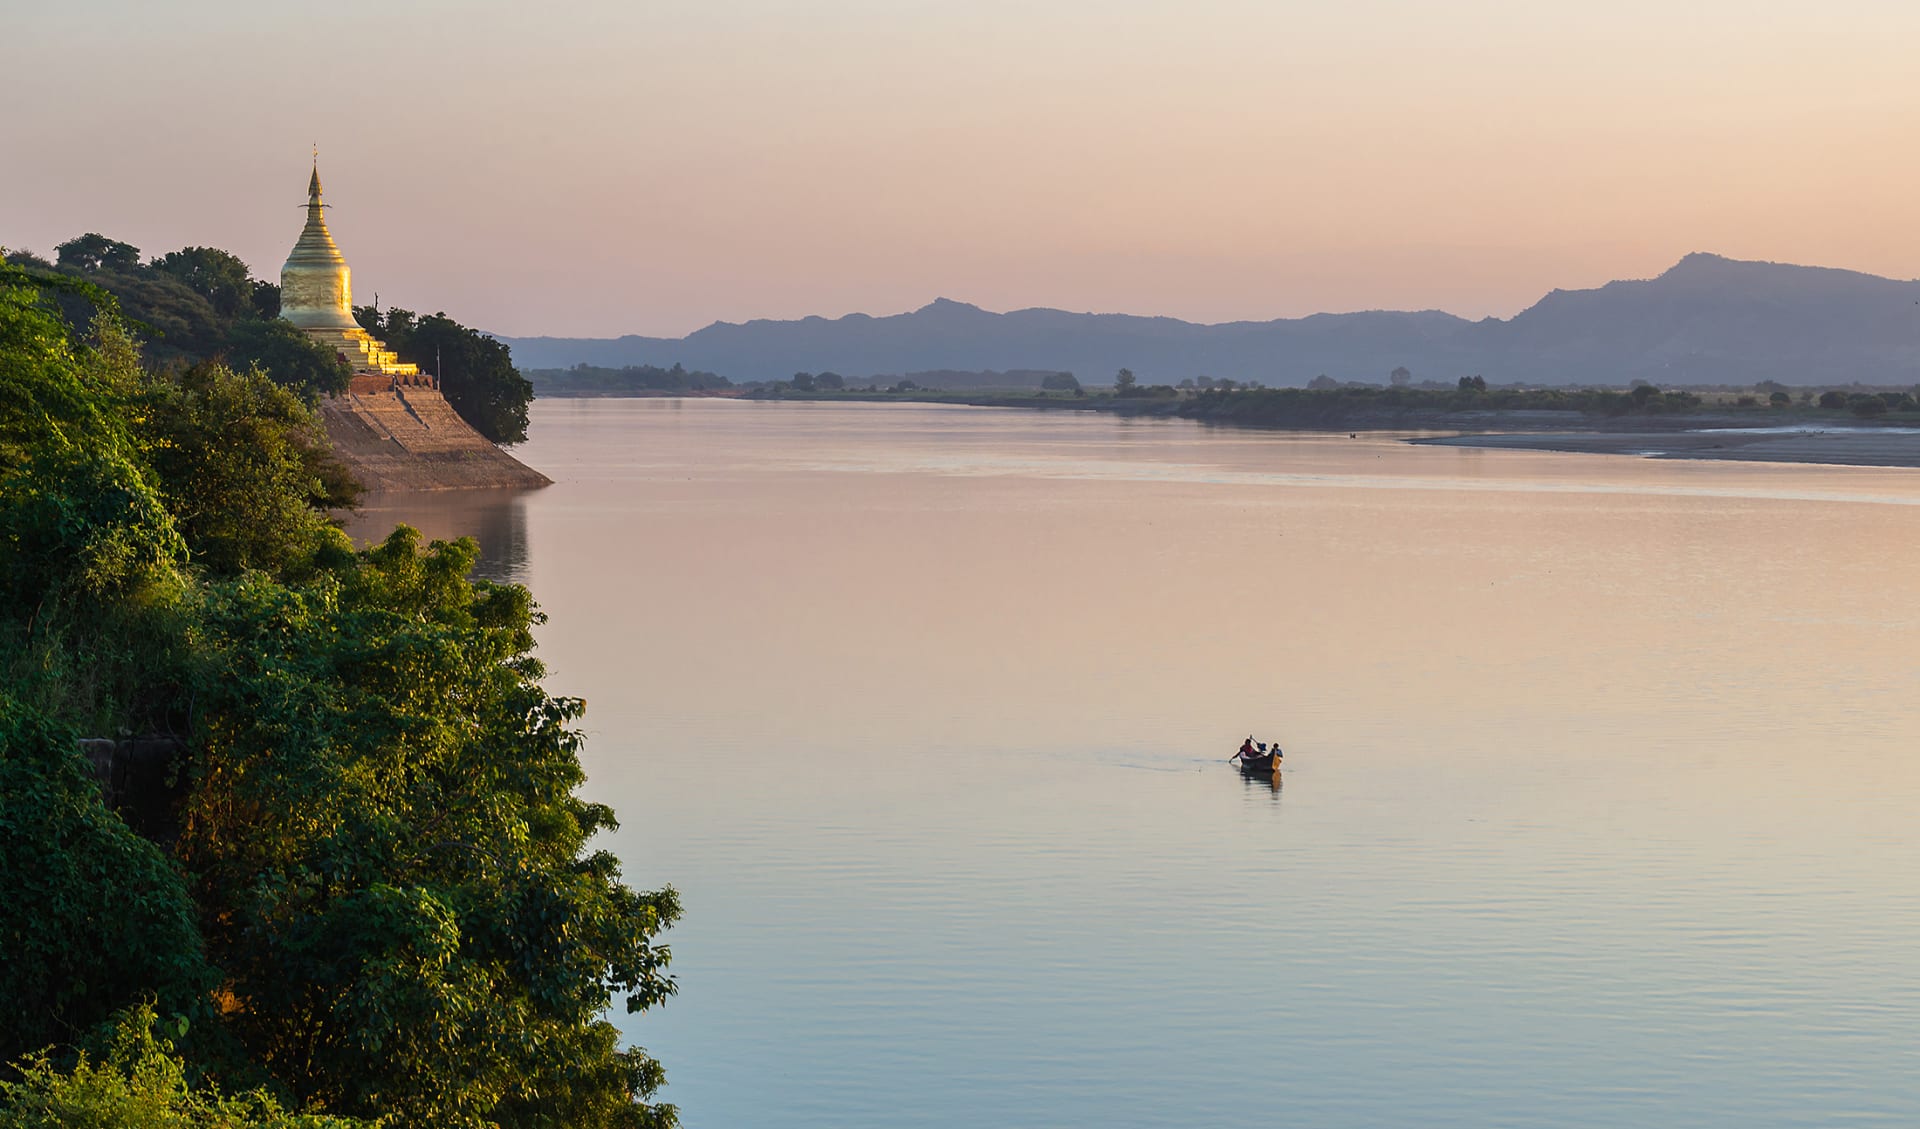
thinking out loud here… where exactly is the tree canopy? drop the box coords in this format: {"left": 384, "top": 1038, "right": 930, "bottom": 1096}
{"left": 9, "top": 237, "right": 348, "bottom": 397}
{"left": 0, "top": 265, "right": 678, "bottom": 1125}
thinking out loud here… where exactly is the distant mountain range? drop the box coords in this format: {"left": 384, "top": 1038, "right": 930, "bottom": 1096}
{"left": 497, "top": 254, "right": 1920, "bottom": 387}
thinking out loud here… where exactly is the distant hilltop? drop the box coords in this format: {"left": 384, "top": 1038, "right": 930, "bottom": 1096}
{"left": 499, "top": 254, "right": 1920, "bottom": 388}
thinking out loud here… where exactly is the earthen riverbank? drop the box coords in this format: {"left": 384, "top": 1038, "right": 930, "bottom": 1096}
{"left": 320, "top": 386, "right": 552, "bottom": 492}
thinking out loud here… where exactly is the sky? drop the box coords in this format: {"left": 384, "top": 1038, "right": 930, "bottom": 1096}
{"left": 7, "top": 0, "right": 1920, "bottom": 338}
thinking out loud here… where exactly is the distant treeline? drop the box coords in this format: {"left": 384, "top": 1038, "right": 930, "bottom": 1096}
{"left": 711, "top": 366, "right": 1920, "bottom": 430}
{"left": 525, "top": 362, "right": 735, "bottom": 396}
{"left": 1175, "top": 380, "right": 1920, "bottom": 427}
{"left": 1181, "top": 382, "right": 1703, "bottom": 425}
{"left": 753, "top": 369, "right": 1080, "bottom": 395}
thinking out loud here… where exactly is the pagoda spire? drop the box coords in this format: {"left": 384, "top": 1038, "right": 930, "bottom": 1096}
{"left": 277, "top": 160, "right": 422, "bottom": 382}
{"left": 280, "top": 158, "right": 355, "bottom": 332}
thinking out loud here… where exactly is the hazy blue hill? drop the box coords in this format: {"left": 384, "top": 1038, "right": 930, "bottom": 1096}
{"left": 498, "top": 254, "right": 1920, "bottom": 387}
{"left": 504, "top": 299, "right": 1473, "bottom": 386}
{"left": 1482, "top": 253, "right": 1920, "bottom": 385}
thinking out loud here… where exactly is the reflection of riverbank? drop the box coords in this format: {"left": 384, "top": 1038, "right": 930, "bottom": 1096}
{"left": 341, "top": 489, "right": 532, "bottom": 583}
{"left": 1412, "top": 428, "right": 1920, "bottom": 468}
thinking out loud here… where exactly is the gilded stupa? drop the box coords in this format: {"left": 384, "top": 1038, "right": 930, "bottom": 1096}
{"left": 281, "top": 163, "right": 424, "bottom": 383}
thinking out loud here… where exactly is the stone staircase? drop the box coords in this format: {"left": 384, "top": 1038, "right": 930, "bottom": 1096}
{"left": 307, "top": 326, "right": 420, "bottom": 377}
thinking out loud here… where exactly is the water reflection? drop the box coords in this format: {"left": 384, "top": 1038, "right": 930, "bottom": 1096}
{"left": 368, "top": 400, "right": 1920, "bottom": 1129}
{"left": 1239, "top": 767, "right": 1283, "bottom": 797}
{"left": 340, "top": 488, "right": 533, "bottom": 584}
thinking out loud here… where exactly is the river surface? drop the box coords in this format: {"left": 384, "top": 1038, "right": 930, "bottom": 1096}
{"left": 348, "top": 400, "right": 1920, "bottom": 1128}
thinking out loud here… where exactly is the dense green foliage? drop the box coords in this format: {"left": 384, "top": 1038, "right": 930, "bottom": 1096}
{"left": 3, "top": 237, "right": 349, "bottom": 397}
{"left": 353, "top": 307, "right": 533, "bottom": 445}
{"left": 180, "top": 529, "right": 678, "bottom": 1126}
{"left": 138, "top": 363, "right": 361, "bottom": 576}
{"left": 0, "top": 266, "right": 678, "bottom": 1124}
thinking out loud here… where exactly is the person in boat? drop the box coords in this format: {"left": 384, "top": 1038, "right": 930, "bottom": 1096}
{"left": 1238, "top": 736, "right": 1255, "bottom": 759}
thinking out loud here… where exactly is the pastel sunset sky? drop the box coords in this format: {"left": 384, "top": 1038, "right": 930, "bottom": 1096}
{"left": 7, "top": 0, "right": 1919, "bottom": 336}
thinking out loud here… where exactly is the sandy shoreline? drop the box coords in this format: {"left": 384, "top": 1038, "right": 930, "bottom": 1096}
{"left": 1411, "top": 427, "right": 1920, "bottom": 469}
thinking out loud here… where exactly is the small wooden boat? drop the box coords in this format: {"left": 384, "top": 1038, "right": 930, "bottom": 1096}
{"left": 1234, "top": 749, "right": 1281, "bottom": 773}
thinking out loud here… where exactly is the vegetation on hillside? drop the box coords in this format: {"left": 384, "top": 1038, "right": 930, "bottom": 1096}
{"left": 0, "top": 264, "right": 679, "bottom": 1125}
{"left": 4, "top": 237, "right": 348, "bottom": 397}
{"left": 3, "top": 236, "right": 538, "bottom": 445}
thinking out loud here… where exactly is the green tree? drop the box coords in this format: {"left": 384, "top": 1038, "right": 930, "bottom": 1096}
{"left": 1114, "top": 368, "right": 1136, "bottom": 393}
{"left": 251, "top": 280, "right": 282, "bottom": 320}
{"left": 139, "top": 362, "right": 360, "bottom": 576}
{"left": 2, "top": 249, "right": 56, "bottom": 271}
{"left": 1040, "top": 372, "right": 1079, "bottom": 392}
{"left": 0, "top": 266, "right": 135, "bottom": 467}
{"left": 0, "top": 272, "right": 196, "bottom": 732}
{"left": 179, "top": 530, "right": 680, "bottom": 1127}
{"left": 55, "top": 234, "right": 142, "bottom": 274}
{"left": 152, "top": 247, "right": 256, "bottom": 319}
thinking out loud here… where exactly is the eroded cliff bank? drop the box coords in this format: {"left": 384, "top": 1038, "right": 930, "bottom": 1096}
{"left": 319, "top": 385, "right": 551, "bottom": 492}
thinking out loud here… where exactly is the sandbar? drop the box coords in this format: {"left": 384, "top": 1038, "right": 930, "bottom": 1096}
{"left": 1412, "top": 427, "right": 1920, "bottom": 469}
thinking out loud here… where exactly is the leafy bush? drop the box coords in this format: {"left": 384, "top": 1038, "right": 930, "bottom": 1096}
{"left": 0, "top": 1003, "right": 372, "bottom": 1128}
{"left": 138, "top": 364, "right": 358, "bottom": 576}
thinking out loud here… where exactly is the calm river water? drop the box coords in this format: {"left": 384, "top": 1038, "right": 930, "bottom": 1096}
{"left": 348, "top": 400, "right": 1920, "bottom": 1128}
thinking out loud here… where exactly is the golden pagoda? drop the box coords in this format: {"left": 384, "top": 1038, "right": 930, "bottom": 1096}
{"left": 280, "top": 163, "right": 423, "bottom": 383}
